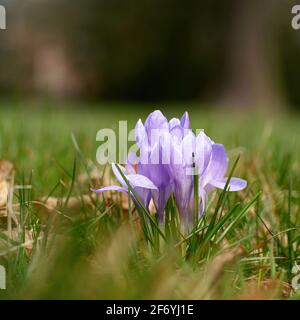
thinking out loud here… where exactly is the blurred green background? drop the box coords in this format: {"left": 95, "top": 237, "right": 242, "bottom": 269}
{"left": 0, "top": 0, "right": 300, "bottom": 111}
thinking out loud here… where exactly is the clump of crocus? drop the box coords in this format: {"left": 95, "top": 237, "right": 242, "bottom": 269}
{"left": 92, "top": 110, "right": 247, "bottom": 226}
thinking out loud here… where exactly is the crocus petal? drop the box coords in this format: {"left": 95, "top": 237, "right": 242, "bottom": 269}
{"left": 209, "top": 177, "right": 247, "bottom": 191}
{"left": 148, "top": 142, "right": 173, "bottom": 186}
{"left": 194, "top": 131, "right": 213, "bottom": 175}
{"left": 91, "top": 185, "right": 128, "bottom": 194}
{"left": 133, "top": 187, "right": 152, "bottom": 207}
{"left": 181, "top": 132, "right": 195, "bottom": 166}
{"left": 127, "top": 174, "right": 158, "bottom": 191}
{"left": 174, "top": 176, "right": 193, "bottom": 219}
{"left": 180, "top": 111, "right": 190, "bottom": 129}
{"left": 170, "top": 125, "right": 184, "bottom": 142}
{"left": 143, "top": 111, "right": 169, "bottom": 148}
{"left": 169, "top": 118, "right": 181, "bottom": 131}
{"left": 92, "top": 185, "right": 152, "bottom": 208}
{"left": 144, "top": 110, "right": 169, "bottom": 136}
{"left": 154, "top": 183, "right": 173, "bottom": 221}
{"left": 202, "top": 144, "right": 228, "bottom": 187}
{"left": 113, "top": 163, "right": 158, "bottom": 195}
{"left": 168, "top": 134, "right": 183, "bottom": 166}
{"left": 164, "top": 132, "right": 194, "bottom": 221}
{"left": 135, "top": 119, "right": 149, "bottom": 148}
{"left": 112, "top": 163, "right": 128, "bottom": 187}
{"left": 145, "top": 140, "right": 174, "bottom": 219}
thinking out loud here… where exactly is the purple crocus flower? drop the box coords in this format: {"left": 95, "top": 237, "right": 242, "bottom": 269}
{"left": 92, "top": 163, "right": 158, "bottom": 208}
{"left": 92, "top": 109, "right": 247, "bottom": 227}
{"left": 134, "top": 110, "right": 190, "bottom": 220}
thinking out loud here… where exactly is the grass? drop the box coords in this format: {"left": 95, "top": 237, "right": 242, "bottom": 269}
{"left": 0, "top": 100, "right": 299, "bottom": 299}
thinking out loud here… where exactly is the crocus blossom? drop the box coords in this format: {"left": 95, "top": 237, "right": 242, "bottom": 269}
{"left": 92, "top": 110, "right": 247, "bottom": 226}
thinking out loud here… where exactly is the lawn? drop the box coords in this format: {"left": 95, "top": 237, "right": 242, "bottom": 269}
{"left": 0, "top": 101, "right": 299, "bottom": 299}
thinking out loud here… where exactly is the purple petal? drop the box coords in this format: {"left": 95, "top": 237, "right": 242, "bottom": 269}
{"left": 127, "top": 174, "right": 158, "bottom": 191}
{"left": 169, "top": 118, "right": 181, "bottom": 131}
{"left": 202, "top": 144, "right": 228, "bottom": 187}
{"left": 209, "top": 177, "right": 247, "bottom": 191}
{"left": 135, "top": 119, "right": 149, "bottom": 148}
{"left": 148, "top": 143, "right": 173, "bottom": 187}
{"left": 170, "top": 125, "right": 184, "bottom": 142}
{"left": 143, "top": 140, "right": 174, "bottom": 219}
{"left": 144, "top": 110, "right": 169, "bottom": 133}
{"left": 112, "top": 163, "right": 128, "bottom": 187}
{"left": 133, "top": 187, "right": 152, "bottom": 207}
{"left": 173, "top": 175, "right": 193, "bottom": 217}
{"left": 164, "top": 133, "right": 183, "bottom": 166}
{"left": 181, "top": 132, "right": 195, "bottom": 166}
{"left": 194, "top": 131, "right": 213, "bottom": 175}
{"left": 154, "top": 183, "right": 173, "bottom": 221}
{"left": 112, "top": 164, "right": 158, "bottom": 192}
{"left": 144, "top": 110, "right": 169, "bottom": 146}
{"left": 180, "top": 112, "right": 190, "bottom": 129}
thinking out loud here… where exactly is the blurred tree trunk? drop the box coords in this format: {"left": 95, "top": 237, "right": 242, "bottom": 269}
{"left": 221, "top": 0, "right": 284, "bottom": 110}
